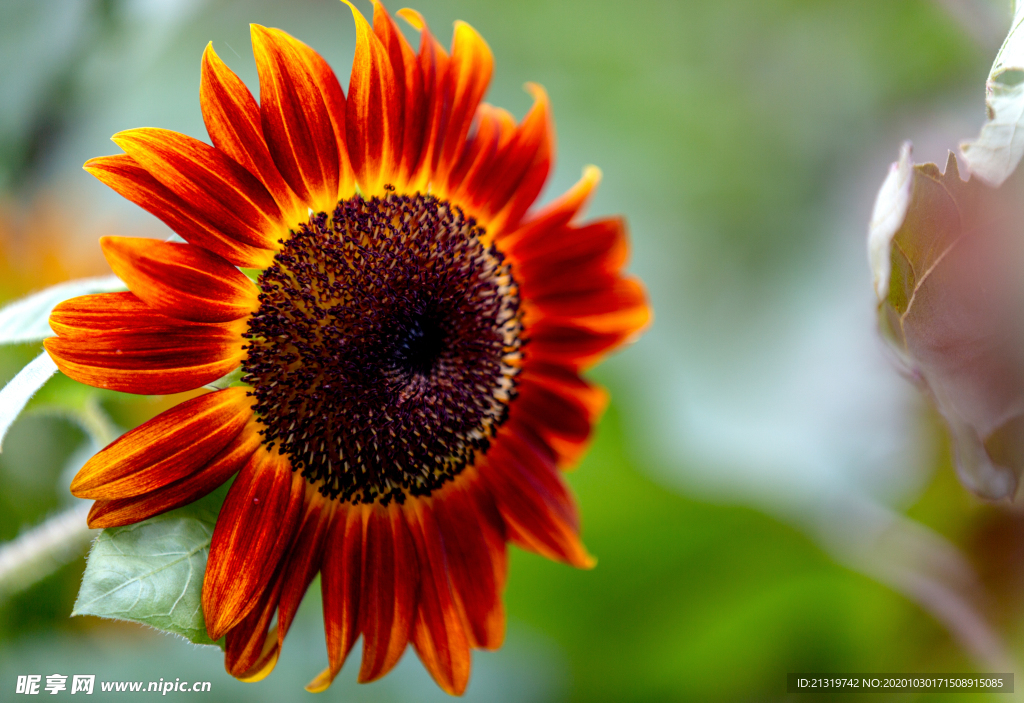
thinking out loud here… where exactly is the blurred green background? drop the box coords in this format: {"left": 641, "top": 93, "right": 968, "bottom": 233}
{"left": 0, "top": 0, "right": 1021, "bottom": 701}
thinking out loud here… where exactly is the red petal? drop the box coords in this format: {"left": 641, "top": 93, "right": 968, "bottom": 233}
{"left": 203, "top": 449, "right": 306, "bottom": 639}
{"left": 433, "top": 475, "right": 506, "bottom": 649}
{"left": 276, "top": 491, "right": 334, "bottom": 646}
{"left": 251, "top": 25, "right": 343, "bottom": 213}
{"left": 455, "top": 85, "right": 553, "bottom": 236}
{"left": 487, "top": 84, "right": 554, "bottom": 236}
{"left": 512, "top": 218, "right": 629, "bottom": 299}
{"left": 358, "top": 504, "right": 419, "bottom": 683}
{"left": 447, "top": 104, "right": 516, "bottom": 206}
{"left": 481, "top": 428, "right": 595, "bottom": 568}
{"left": 433, "top": 21, "right": 493, "bottom": 186}
{"left": 45, "top": 295, "right": 245, "bottom": 395}
{"left": 296, "top": 34, "right": 356, "bottom": 200}
{"left": 527, "top": 320, "right": 636, "bottom": 370}
{"left": 501, "top": 166, "right": 603, "bottom": 255}
{"left": 200, "top": 43, "right": 305, "bottom": 223}
{"left": 372, "top": 1, "right": 424, "bottom": 185}
{"left": 86, "top": 421, "right": 261, "bottom": 528}
{"left": 516, "top": 365, "right": 608, "bottom": 467}
{"left": 406, "top": 501, "right": 472, "bottom": 696}
{"left": 224, "top": 573, "right": 284, "bottom": 682}
{"left": 84, "top": 155, "right": 274, "bottom": 268}
{"left": 100, "top": 237, "right": 258, "bottom": 323}
{"left": 308, "top": 505, "right": 364, "bottom": 692}
{"left": 528, "top": 276, "right": 651, "bottom": 333}
{"left": 467, "top": 477, "right": 508, "bottom": 587}
{"left": 527, "top": 269, "right": 619, "bottom": 300}
{"left": 70, "top": 387, "right": 252, "bottom": 500}
{"left": 512, "top": 380, "right": 594, "bottom": 456}
{"left": 343, "top": 1, "right": 401, "bottom": 195}
{"left": 229, "top": 486, "right": 335, "bottom": 683}
{"left": 112, "top": 128, "right": 287, "bottom": 253}
{"left": 404, "top": 15, "right": 450, "bottom": 191}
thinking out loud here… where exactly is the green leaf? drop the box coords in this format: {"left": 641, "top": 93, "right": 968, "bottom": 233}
{"left": 961, "top": 0, "right": 1024, "bottom": 185}
{"left": 73, "top": 487, "right": 229, "bottom": 647}
{"left": 0, "top": 275, "right": 125, "bottom": 346}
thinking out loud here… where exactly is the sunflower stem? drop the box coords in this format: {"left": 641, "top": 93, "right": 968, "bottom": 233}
{"left": 0, "top": 504, "right": 95, "bottom": 599}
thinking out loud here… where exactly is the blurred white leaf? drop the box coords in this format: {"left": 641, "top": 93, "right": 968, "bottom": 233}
{"left": 961, "top": 0, "right": 1024, "bottom": 185}
{"left": 874, "top": 148, "right": 1024, "bottom": 500}
{"left": 0, "top": 275, "right": 124, "bottom": 345}
{"left": 868, "top": 141, "right": 913, "bottom": 302}
{"left": 0, "top": 504, "right": 94, "bottom": 598}
{"left": 0, "top": 351, "right": 57, "bottom": 451}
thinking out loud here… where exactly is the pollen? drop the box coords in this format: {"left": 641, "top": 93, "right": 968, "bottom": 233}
{"left": 241, "top": 192, "right": 524, "bottom": 505}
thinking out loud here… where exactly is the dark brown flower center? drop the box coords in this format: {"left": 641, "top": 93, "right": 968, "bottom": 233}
{"left": 241, "top": 192, "right": 523, "bottom": 505}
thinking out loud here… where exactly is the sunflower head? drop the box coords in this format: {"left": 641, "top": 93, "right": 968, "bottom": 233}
{"left": 243, "top": 191, "right": 524, "bottom": 506}
{"left": 49, "top": 0, "right": 650, "bottom": 695}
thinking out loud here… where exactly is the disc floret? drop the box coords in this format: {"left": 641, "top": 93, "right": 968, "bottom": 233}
{"left": 242, "top": 192, "right": 523, "bottom": 505}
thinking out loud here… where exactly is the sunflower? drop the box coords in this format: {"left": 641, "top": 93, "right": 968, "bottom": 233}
{"left": 45, "top": 1, "right": 649, "bottom": 695}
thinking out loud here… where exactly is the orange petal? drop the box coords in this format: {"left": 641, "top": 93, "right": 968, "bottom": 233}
{"left": 372, "top": 1, "right": 424, "bottom": 185}
{"left": 406, "top": 501, "right": 472, "bottom": 696}
{"left": 358, "top": 504, "right": 418, "bottom": 683}
{"left": 342, "top": 1, "right": 401, "bottom": 195}
{"left": 434, "top": 21, "right": 493, "bottom": 185}
{"left": 100, "top": 237, "right": 258, "bottom": 323}
{"left": 112, "top": 128, "right": 287, "bottom": 253}
{"left": 480, "top": 427, "right": 595, "bottom": 568}
{"left": 86, "top": 421, "right": 262, "bottom": 528}
{"left": 45, "top": 294, "right": 245, "bottom": 395}
{"left": 48, "top": 291, "right": 158, "bottom": 336}
{"left": 70, "top": 387, "right": 252, "bottom": 500}
{"left": 251, "top": 25, "right": 343, "bottom": 213}
{"left": 433, "top": 475, "right": 506, "bottom": 649}
{"left": 85, "top": 155, "right": 274, "bottom": 268}
{"left": 200, "top": 43, "right": 306, "bottom": 223}
{"left": 203, "top": 448, "right": 306, "bottom": 639}
{"left": 308, "top": 504, "right": 365, "bottom": 693}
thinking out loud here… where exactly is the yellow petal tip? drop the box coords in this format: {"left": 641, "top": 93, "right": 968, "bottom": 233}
{"left": 397, "top": 8, "right": 425, "bottom": 31}
{"left": 305, "top": 667, "right": 334, "bottom": 693}
{"left": 523, "top": 82, "right": 548, "bottom": 101}
{"left": 236, "top": 648, "right": 280, "bottom": 683}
